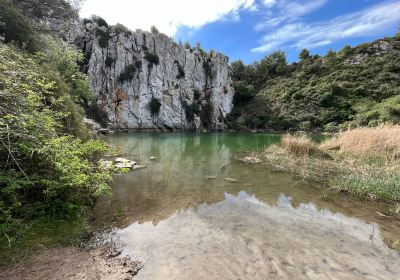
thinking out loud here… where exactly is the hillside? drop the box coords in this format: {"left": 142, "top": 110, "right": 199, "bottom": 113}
{"left": 227, "top": 34, "right": 400, "bottom": 132}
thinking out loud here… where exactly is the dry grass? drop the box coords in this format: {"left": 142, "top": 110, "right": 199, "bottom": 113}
{"left": 238, "top": 127, "right": 400, "bottom": 202}
{"left": 282, "top": 134, "right": 330, "bottom": 159}
{"left": 321, "top": 125, "right": 400, "bottom": 161}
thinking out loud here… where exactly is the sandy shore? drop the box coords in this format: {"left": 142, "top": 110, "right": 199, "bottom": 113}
{"left": 0, "top": 246, "right": 142, "bottom": 280}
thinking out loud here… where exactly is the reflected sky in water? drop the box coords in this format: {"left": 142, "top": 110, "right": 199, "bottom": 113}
{"left": 94, "top": 133, "right": 400, "bottom": 280}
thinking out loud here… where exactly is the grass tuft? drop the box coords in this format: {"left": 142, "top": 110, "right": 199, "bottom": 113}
{"left": 321, "top": 125, "right": 400, "bottom": 161}
{"left": 239, "top": 126, "right": 400, "bottom": 202}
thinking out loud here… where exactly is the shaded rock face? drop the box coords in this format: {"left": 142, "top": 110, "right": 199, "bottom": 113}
{"left": 71, "top": 22, "right": 234, "bottom": 131}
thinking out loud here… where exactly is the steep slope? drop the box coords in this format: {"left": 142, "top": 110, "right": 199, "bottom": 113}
{"left": 228, "top": 35, "right": 400, "bottom": 132}
{"left": 69, "top": 19, "right": 234, "bottom": 131}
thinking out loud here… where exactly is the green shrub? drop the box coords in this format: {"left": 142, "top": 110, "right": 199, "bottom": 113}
{"left": 306, "top": 60, "right": 323, "bottom": 74}
{"left": 299, "top": 49, "right": 310, "bottom": 60}
{"left": 200, "top": 101, "right": 213, "bottom": 128}
{"left": 145, "top": 52, "right": 160, "bottom": 65}
{"left": 183, "top": 101, "right": 200, "bottom": 122}
{"left": 114, "top": 23, "right": 130, "bottom": 37}
{"left": 193, "top": 89, "right": 201, "bottom": 100}
{"left": 233, "top": 84, "right": 256, "bottom": 105}
{"left": 0, "top": 42, "right": 112, "bottom": 243}
{"left": 148, "top": 97, "right": 161, "bottom": 116}
{"left": 94, "top": 16, "right": 108, "bottom": 28}
{"left": 118, "top": 64, "right": 136, "bottom": 83}
{"left": 176, "top": 62, "right": 185, "bottom": 79}
{"left": 0, "top": 0, "right": 40, "bottom": 53}
{"left": 203, "top": 60, "right": 212, "bottom": 77}
{"left": 95, "top": 28, "right": 109, "bottom": 48}
{"left": 105, "top": 56, "right": 113, "bottom": 67}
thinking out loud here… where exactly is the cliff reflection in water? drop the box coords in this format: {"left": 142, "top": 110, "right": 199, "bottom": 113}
{"left": 93, "top": 133, "right": 400, "bottom": 279}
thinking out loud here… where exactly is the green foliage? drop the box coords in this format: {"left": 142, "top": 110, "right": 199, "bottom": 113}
{"left": 258, "top": 50, "right": 288, "bottom": 77}
{"left": 150, "top": 26, "right": 159, "bottom": 34}
{"left": 299, "top": 48, "right": 310, "bottom": 60}
{"left": 0, "top": 41, "right": 111, "bottom": 246}
{"left": 93, "top": 16, "right": 108, "bottom": 28}
{"left": 193, "top": 89, "right": 201, "bottom": 100}
{"left": 0, "top": 0, "right": 40, "bottom": 53}
{"left": 203, "top": 59, "right": 212, "bottom": 77}
{"left": 12, "top": 0, "right": 78, "bottom": 21}
{"left": 229, "top": 35, "right": 400, "bottom": 131}
{"left": 175, "top": 61, "right": 185, "bottom": 79}
{"left": 339, "top": 44, "right": 353, "bottom": 58}
{"left": 200, "top": 101, "right": 213, "bottom": 128}
{"left": 113, "top": 23, "right": 131, "bottom": 37}
{"left": 183, "top": 101, "right": 200, "bottom": 122}
{"left": 233, "top": 83, "right": 256, "bottom": 105}
{"left": 95, "top": 28, "right": 109, "bottom": 48}
{"left": 144, "top": 52, "right": 160, "bottom": 65}
{"left": 105, "top": 56, "right": 113, "bottom": 67}
{"left": 118, "top": 64, "right": 136, "bottom": 83}
{"left": 148, "top": 97, "right": 161, "bottom": 116}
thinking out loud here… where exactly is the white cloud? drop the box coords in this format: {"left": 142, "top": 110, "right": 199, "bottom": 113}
{"left": 252, "top": 0, "right": 400, "bottom": 53}
{"left": 80, "top": 0, "right": 256, "bottom": 36}
{"left": 254, "top": 0, "right": 327, "bottom": 31}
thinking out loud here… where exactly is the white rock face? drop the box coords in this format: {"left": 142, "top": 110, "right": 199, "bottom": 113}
{"left": 72, "top": 22, "right": 234, "bottom": 131}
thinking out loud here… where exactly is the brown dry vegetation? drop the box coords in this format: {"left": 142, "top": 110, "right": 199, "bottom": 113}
{"left": 321, "top": 125, "right": 400, "bottom": 161}
{"left": 239, "top": 126, "right": 400, "bottom": 202}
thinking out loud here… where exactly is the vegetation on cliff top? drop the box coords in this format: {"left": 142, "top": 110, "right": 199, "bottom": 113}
{"left": 228, "top": 33, "right": 400, "bottom": 131}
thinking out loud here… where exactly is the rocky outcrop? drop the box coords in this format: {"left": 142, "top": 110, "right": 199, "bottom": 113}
{"left": 69, "top": 20, "right": 234, "bottom": 131}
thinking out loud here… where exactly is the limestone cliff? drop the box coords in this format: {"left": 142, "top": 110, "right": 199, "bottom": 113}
{"left": 70, "top": 20, "right": 234, "bottom": 131}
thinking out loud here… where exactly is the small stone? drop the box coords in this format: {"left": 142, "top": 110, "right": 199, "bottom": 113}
{"left": 224, "top": 177, "right": 238, "bottom": 183}
{"left": 115, "top": 162, "right": 133, "bottom": 169}
{"left": 206, "top": 176, "right": 217, "bottom": 179}
{"left": 149, "top": 156, "right": 157, "bottom": 160}
{"left": 133, "top": 165, "right": 146, "bottom": 170}
{"left": 115, "top": 157, "right": 130, "bottom": 163}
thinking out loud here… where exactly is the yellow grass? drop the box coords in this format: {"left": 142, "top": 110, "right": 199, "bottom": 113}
{"left": 321, "top": 125, "right": 400, "bottom": 161}
{"left": 282, "top": 134, "right": 328, "bottom": 158}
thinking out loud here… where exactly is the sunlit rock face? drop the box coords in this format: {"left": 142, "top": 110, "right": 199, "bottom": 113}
{"left": 70, "top": 22, "right": 234, "bottom": 131}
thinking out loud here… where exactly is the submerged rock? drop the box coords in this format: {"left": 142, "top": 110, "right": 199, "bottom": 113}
{"left": 224, "top": 177, "right": 238, "bottom": 183}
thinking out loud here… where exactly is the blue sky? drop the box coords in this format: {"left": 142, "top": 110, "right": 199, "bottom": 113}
{"left": 81, "top": 0, "right": 400, "bottom": 63}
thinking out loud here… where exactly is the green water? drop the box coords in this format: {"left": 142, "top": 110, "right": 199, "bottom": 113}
{"left": 95, "top": 133, "right": 400, "bottom": 280}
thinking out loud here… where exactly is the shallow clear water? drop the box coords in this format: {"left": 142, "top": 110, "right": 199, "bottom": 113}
{"left": 95, "top": 133, "right": 400, "bottom": 280}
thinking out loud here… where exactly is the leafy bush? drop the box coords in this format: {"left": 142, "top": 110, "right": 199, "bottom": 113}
{"left": 193, "top": 89, "right": 201, "bottom": 100}
{"left": 203, "top": 60, "right": 212, "bottom": 77}
{"left": 299, "top": 49, "right": 310, "bottom": 60}
{"left": 150, "top": 26, "right": 159, "bottom": 34}
{"left": 105, "top": 56, "right": 113, "bottom": 67}
{"left": 148, "top": 97, "right": 161, "bottom": 116}
{"left": 118, "top": 64, "right": 136, "bottom": 83}
{"left": 229, "top": 34, "right": 400, "bottom": 131}
{"left": 145, "top": 52, "right": 160, "bottom": 65}
{"left": 176, "top": 62, "right": 185, "bottom": 79}
{"left": 0, "top": 41, "right": 112, "bottom": 241}
{"left": 95, "top": 28, "right": 109, "bottom": 48}
{"left": 114, "top": 23, "right": 130, "bottom": 37}
{"left": 183, "top": 101, "right": 200, "bottom": 122}
{"left": 93, "top": 16, "right": 108, "bottom": 28}
{"left": 0, "top": 0, "right": 40, "bottom": 53}
{"left": 200, "top": 101, "right": 213, "bottom": 128}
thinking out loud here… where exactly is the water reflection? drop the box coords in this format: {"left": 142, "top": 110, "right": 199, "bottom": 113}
{"left": 94, "top": 133, "right": 400, "bottom": 279}
{"left": 116, "top": 192, "right": 400, "bottom": 280}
